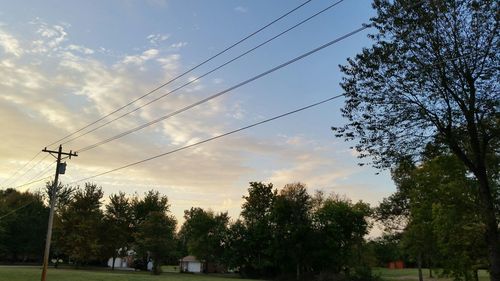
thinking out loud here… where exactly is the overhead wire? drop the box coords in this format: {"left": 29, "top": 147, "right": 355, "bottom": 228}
{"left": 59, "top": 0, "right": 346, "bottom": 146}
{"left": 44, "top": 0, "right": 314, "bottom": 149}
{"left": 70, "top": 94, "right": 345, "bottom": 184}
{"left": 76, "top": 24, "right": 370, "bottom": 153}
{"left": 4, "top": 154, "right": 50, "bottom": 189}
{"left": 0, "top": 1, "right": 315, "bottom": 192}
{"left": 0, "top": 150, "right": 42, "bottom": 188}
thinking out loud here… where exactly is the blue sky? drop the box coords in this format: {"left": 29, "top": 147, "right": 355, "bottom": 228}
{"left": 0, "top": 0, "right": 392, "bottom": 232}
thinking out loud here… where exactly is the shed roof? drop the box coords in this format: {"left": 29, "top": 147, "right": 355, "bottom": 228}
{"left": 180, "top": 255, "right": 199, "bottom": 262}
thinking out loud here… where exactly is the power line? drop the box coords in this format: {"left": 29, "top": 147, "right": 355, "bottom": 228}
{"left": 23, "top": 160, "right": 57, "bottom": 186}
{"left": 0, "top": 201, "right": 35, "bottom": 221}
{"left": 44, "top": 0, "right": 314, "bottom": 149}
{"left": 4, "top": 154, "right": 50, "bottom": 188}
{"left": 0, "top": 151, "right": 42, "bottom": 188}
{"left": 0, "top": 175, "right": 52, "bottom": 221}
{"left": 59, "top": 0, "right": 345, "bottom": 146}
{"left": 76, "top": 24, "right": 370, "bottom": 153}
{"left": 70, "top": 94, "right": 344, "bottom": 184}
{"left": 0, "top": 1, "right": 315, "bottom": 192}
{"left": 11, "top": 175, "right": 53, "bottom": 190}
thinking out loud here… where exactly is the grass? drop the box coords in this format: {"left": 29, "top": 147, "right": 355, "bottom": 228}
{"left": 373, "top": 267, "right": 490, "bottom": 281}
{"left": 0, "top": 266, "right": 259, "bottom": 281}
{"left": 0, "top": 266, "right": 491, "bottom": 281}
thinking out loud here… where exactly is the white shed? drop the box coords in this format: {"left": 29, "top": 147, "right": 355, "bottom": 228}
{"left": 180, "top": 255, "right": 202, "bottom": 273}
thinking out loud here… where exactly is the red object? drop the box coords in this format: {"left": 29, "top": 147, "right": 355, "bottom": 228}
{"left": 387, "top": 260, "right": 405, "bottom": 269}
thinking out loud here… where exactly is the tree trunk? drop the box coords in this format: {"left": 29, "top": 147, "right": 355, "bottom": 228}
{"left": 429, "top": 266, "right": 433, "bottom": 278}
{"left": 111, "top": 255, "right": 116, "bottom": 270}
{"left": 296, "top": 262, "right": 300, "bottom": 281}
{"left": 475, "top": 170, "right": 500, "bottom": 281}
{"left": 417, "top": 254, "right": 423, "bottom": 281}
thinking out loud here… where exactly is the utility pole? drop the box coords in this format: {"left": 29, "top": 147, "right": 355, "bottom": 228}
{"left": 40, "top": 145, "right": 77, "bottom": 281}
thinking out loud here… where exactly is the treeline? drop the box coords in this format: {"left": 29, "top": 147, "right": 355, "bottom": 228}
{"left": 0, "top": 182, "right": 376, "bottom": 281}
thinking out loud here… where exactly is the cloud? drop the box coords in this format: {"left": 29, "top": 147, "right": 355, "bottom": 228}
{"left": 147, "top": 33, "right": 169, "bottom": 45}
{"left": 234, "top": 6, "right": 248, "bottom": 13}
{"left": 122, "top": 48, "right": 159, "bottom": 65}
{"left": 67, "top": 44, "right": 94, "bottom": 54}
{"left": 170, "top": 41, "right": 187, "bottom": 48}
{"left": 0, "top": 19, "right": 395, "bottom": 224}
{"left": 37, "top": 24, "right": 67, "bottom": 48}
{"left": 0, "top": 28, "right": 23, "bottom": 57}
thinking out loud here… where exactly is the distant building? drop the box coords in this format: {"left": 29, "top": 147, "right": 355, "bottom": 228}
{"left": 180, "top": 255, "right": 202, "bottom": 273}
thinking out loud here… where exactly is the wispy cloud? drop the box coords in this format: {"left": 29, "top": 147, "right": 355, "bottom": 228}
{"left": 234, "top": 6, "right": 248, "bottom": 13}
{"left": 0, "top": 28, "right": 23, "bottom": 57}
{"left": 147, "top": 33, "right": 169, "bottom": 45}
{"left": 170, "top": 41, "right": 187, "bottom": 48}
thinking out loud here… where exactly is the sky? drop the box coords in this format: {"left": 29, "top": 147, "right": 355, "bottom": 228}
{"left": 0, "top": 0, "right": 393, "bottom": 233}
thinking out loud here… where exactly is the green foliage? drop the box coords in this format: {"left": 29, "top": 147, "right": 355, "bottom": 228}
{"left": 179, "top": 207, "right": 229, "bottom": 265}
{"left": 334, "top": 0, "right": 499, "bottom": 277}
{"left": 313, "top": 194, "right": 371, "bottom": 274}
{"left": 132, "top": 190, "right": 176, "bottom": 275}
{"left": 134, "top": 211, "right": 176, "bottom": 275}
{"left": 237, "top": 182, "right": 276, "bottom": 276}
{"left": 377, "top": 155, "right": 488, "bottom": 280}
{"left": 101, "top": 192, "right": 133, "bottom": 269}
{"left": 0, "top": 188, "right": 48, "bottom": 262}
{"left": 271, "top": 183, "right": 313, "bottom": 279}
{"left": 55, "top": 183, "right": 104, "bottom": 265}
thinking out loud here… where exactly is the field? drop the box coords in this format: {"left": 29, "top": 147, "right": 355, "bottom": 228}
{"left": 0, "top": 266, "right": 491, "bottom": 281}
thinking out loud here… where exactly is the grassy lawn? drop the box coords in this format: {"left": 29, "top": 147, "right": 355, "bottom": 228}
{"left": 373, "top": 267, "right": 490, "bottom": 281}
{"left": 0, "top": 266, "right": 491, "bottom": 281}
{"left": 0, "top": 266, "right": 258, "bottom": 281}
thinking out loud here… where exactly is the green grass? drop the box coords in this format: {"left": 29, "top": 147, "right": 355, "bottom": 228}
{"left": 0, "top": 266, "right": 491, "bottom": 281}
{"left": 373, "top": 267, "right": 490, "bottom": 281}
{"left": 0, "top": 266, "right": 259, "bottom": 281}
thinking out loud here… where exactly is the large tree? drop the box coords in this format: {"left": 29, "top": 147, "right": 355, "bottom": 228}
{"left": 179, "top": 207, "right": 229, "bottom": 267}
{"left": 132, "top": 190, "right": 176, "bottom": 274}
{"left": 102, "top": 192, "right": 133, "bottom": 270}
{"left": 271, "top": 183, "right": 312, "bottom": 280}
{"left": 239, "top": 182, "right": 276, "bottom": 277}
{"left": 333, "top": 0, "right": 499, "bottom": 278}
{"left": 55, "top": 183, "right": 104, "bottom": 265}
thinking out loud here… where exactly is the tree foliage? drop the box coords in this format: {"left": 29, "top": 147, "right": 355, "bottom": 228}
{"left": 334, "top": 1, "right": 499, "bottom": 278}
{"left": 55, "top": 183, "right": 104, "bottom": 265}
{"left": 132, "top": 190, "right": 176, "bottom": 275}
{"left": 0, "top": 188, "right": 48, "bottom": 262}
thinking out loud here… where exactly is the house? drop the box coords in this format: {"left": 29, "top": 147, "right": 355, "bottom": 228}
{"left": 180, "top": 255, "right": 202, "bottom": 273}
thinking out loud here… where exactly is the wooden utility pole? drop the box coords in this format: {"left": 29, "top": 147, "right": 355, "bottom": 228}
{"left": 40, "top": 145, "right": 77, "bottom": 281}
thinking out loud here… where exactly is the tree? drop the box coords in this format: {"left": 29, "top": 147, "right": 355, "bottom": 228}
{"left": 0, "top": 188, "right": 48, "bottom": 262}
{"left": 55, "top": 183, "right": 104, "bottom": 265}
{"left": 132, "top": 190, "right": 176, "bottom": 275}
{"left": 313, "top": 195, "right": 371, "bottom": 276}
{"left": 102, "top": 192, "right": 132, "bottom": 270}
{"left": 239, "top": 182, "right": 276, "bottom": 277}
{"left": 134, "top": 211, "right": 176, "bottom": 275}
{"left": 180, "top": 207, "right": 229, "bottom": 267}
{"left": 271, "top": 183, "right": 312, "bottom": 280}
{"left": 377, "top": 154, "right": 487, "bottom": 280}
{"left": 333, "top": 1, "right": 499, "bottom": 278}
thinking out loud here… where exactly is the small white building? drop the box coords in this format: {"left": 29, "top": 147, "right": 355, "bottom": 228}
{"left": 179, "top": 255, "right": 202, "bottom": 273}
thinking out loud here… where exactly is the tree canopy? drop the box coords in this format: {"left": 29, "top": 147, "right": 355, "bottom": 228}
{"left": 334, "top": 1, "right": 499, "bottom": 278}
